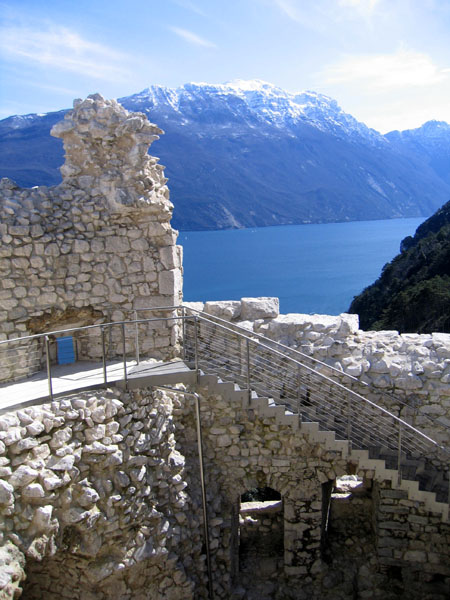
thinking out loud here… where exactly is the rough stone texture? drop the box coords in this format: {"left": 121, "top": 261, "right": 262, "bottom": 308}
{"left": 0, "top": 384, "right": 447, "bottom": 599}
{"left": 185, "top": 299, "right": 450, "bottom": 448}
{"left": 0, "top": 389, "right": 202, "bottom": 599}
{"left": 0, "top": 542, "right": 25, "bottom": 600}
{"left": 0, "top": 94, "right": 183, "bottom": 382}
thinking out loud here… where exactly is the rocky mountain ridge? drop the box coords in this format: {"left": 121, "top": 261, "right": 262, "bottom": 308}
{"left": 1, "top": 80, "right": 450, "bottom": 230}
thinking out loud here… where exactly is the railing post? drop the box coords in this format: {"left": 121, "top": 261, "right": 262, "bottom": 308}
{"left": 121, "top": 323, "right": 128, "bottom": 390}
{"left": 246, "top": 338, "right": 251, "bottom": 406}
{"left": 397, "top": 421, "right": 402, "bottom": 485}
{"left": 182, "top": 307, "right": 187, "bottom": 361}
{"left": 448, "top": 469, "right": 450, "bottom": 508}
{"left": 194, "top": 316, "right": 199, "bottom": 382}
{"left": 101, "top": 325, "right": 107, "bottom": 384}
{"left": 194, "top": 392, "right": 214, "bottom": 600}
{"left": 297, "top": 371, "right": 303, "bottom": 426}
{"left": 134, "top": 310, "right": 140, "bottom": 365}
{"left": 347, "top": 395, "right": 352, "bottom": 454}
{"left": 45, "top": 335, "right": 53, "bottom": 400}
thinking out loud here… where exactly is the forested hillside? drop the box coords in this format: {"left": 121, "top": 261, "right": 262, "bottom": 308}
{"left": 349, "top": 201, "right": 450, "bottom": 333}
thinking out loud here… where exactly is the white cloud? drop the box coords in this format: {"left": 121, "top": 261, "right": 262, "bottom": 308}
{"left": 171, "top": 0, "right": 207, "bottom": 17}
{"left": 338, "top": 0, "right": 380, "bottom": 14}
{"left": 271, "top": 0, "right": 381, "bottom": 25}
{"left": 0, "top": 24, "right": 131, "bottom": 81}
{"left": 169, "top": 26, "right": 216, "bottom": 48}
{"left": 323, "top": 49, "right": 450, "bottom": 90}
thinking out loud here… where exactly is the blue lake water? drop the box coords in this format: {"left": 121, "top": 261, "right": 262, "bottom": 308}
{"left": 180, "top": 217, "right": 425, "bottom": 315}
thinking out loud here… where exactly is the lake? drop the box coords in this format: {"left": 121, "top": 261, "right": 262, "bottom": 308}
{"left": 180, "top": 217, "right": 425, "bottom": 315}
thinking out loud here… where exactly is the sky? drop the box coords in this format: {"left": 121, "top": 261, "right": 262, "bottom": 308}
{"left": 1, "top": 0, "right": 450, "bottom": 132}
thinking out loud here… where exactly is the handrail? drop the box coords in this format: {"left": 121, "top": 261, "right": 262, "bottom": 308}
{"left": 186, "top": 311, "right": 449, "bottom": 503}
{"left": 182, "top": 306, "right": 450, "bottom": 447}
{"left": 1, "top": 304, "right": 448, "bottom": 503}
{"left": 183, "top": 311, "right": 448, "bottom": 456}
{"left": 0, "top": 311, "right": 186, "bottom": 396}
{"left": 0, "top": 314, "right": 184, "bottom": 346}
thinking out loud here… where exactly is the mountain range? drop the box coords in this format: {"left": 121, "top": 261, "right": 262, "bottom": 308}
{"left": 1, "top": 80, "right": 450, "bottom": 231}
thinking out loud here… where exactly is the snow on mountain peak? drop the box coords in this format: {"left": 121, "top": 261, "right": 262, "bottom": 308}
{"left": 126, "top": 80, "right": 384, "bottom": 144}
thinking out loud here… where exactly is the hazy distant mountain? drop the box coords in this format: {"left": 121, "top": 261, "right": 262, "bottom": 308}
{"left": 386, "top": 120, "right": 450, "bottom": 186}
{"left": 1, "top": 80, "right": 450, "bottom": 230}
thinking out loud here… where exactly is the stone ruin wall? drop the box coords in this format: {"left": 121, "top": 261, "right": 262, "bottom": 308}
{"left": 0, "top": 94, "right": 449, "bottom": 599}
{"left": 188, "top": 298, "right": 450, "bottom": 448}
{"left": 0, "top": 94, "right": 182, "bottom": 382}
{"left": 0, "top": 385, "right": 448, "bottom": 600}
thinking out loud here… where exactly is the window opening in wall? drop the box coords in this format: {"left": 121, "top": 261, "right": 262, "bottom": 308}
{"left": 333, "top": 474, "right": 364, "bottom": 499}
{"left": 322, "top": 474, "right": 373, "bottom": 566}
{"left": 238, "top": 487, "right": 284, "bottom": 595}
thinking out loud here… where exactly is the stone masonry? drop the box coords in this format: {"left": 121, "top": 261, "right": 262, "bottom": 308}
{"left": 0, "top": 97, "right": 449, "bottom": 599}
{"left": 192, "top": 298, "right": 450, "bottom": 448}
{"left": 0, "top": 94, "right": 182, "bottom": 382}
{"left": 0, "top": 384, "right": 448, "bottom": 599}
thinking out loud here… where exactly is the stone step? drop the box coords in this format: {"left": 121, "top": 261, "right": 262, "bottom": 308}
{"left": 203, "top": 372, "right": 449, "bottom": 521}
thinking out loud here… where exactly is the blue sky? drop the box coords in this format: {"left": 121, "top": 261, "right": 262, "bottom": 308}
{"left": 1, "top": 0, "right": 450, "bottom": 132}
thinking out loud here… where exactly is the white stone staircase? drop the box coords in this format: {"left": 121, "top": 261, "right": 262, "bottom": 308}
{"left": 195, "top": 371, "right": 450, "bottom": 522}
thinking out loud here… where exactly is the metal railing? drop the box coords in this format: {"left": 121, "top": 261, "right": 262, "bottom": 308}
{"left": 182, "top": 309, "right": 449, "bottom": 502}
{"left": 184, "top": 308, "right": 448, "bottom": 440}
{"left": 1, "top": 305, "right": 448, "bottom": 502}
{"left": 0, "top": 311, "right": 183, "bottom": 398}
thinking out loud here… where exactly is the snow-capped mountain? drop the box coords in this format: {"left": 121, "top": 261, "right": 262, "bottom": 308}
{"left": 124, "top": 79, "right": 385, "bottom": 144}
{"left": 1, "top": 80, "right": 449, "bottom": 230}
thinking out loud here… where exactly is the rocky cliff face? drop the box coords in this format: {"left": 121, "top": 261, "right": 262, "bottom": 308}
{"left": 1, "top": 80, "right": 450, "bottom": 230}
{"left": 348, "top": 200, "right": 450, "bottom": 333}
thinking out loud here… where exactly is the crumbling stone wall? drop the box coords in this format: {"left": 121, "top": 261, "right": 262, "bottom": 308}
{"left": 0, "top": 388, "right": 205, "bottom": 599}
{"left": 175, "top": 380, "right": 450, "bottom": 599}
{"left": 0, "top": 384, "right": 448, "bottom": 599}
{"left": 188, "top": 298, "right": 450, "bottom": 447}
{"left": 0, "top": 94, "right": 182, "bottom": 382}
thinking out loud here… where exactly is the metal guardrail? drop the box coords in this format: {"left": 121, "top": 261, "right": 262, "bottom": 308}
{"left": 181, "top": 309, "right": 449, "bottom": 501}
{"left": 0, "top": 312, "right": 183, "bottom": 396}
{"left": 184, "top": 308, "right": 448, "bottom": 437}
{"left": 0, "top": 305, "right": 448, "bottom": 501}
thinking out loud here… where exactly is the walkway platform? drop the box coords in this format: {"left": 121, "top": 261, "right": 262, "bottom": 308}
{"left": 0, "top": 359, "right": 195, "bottom": 414}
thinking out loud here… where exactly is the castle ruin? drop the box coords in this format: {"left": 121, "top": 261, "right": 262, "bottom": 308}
{"left": 0, "top": 96, "right": 448, "bottom": 600}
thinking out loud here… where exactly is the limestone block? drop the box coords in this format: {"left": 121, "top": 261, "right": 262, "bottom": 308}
{"left": 105, "top": 236, "right": 131, "bottom": 253}
{"left": 21, "top": 483, "right": 45, "bottom": 500}
{"left": 394, "top": 374, "right": 423, "bottom": 390}
{"left": 0, "top": 480, "right": 14, "bottom": 505}
{"left": 41, "top": 473, "right": 64, "bottom": 491}
{"left": 337, "top": 313, "right": 359, "bottom": 335}
{"left": 9, "top": 465, "right": 39, "bottom": 487}
{"left": 46, "top": 454, "right": 75, "bottom": 471}
{"left": 183, "top": 301, "right": 204, "bottom": 313}
{"left": 241, "top": 297, "right": 279, "bottom": 320}
{"left": 159, "top": 268, "right": 182, "bottom": 295}
{"left": 160, "top": 245, "right": 181, "bottom": 270}
{"left": 204, "top": 300, "right": 241, "bottom": 321}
